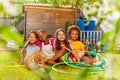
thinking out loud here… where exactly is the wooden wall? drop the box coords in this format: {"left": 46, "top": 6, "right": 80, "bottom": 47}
{"left": 24, "top": 5, "right": 75, "bottom": 39}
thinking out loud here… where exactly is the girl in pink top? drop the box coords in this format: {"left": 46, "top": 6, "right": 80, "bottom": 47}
{"left": 36, "top": 30, "right": 55, "bottom": 59}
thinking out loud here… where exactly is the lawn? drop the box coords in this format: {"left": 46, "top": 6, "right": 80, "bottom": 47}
{"left": 0, "top": 38, "right": 120, "bottom": 80}
{"left": 0, "top": 49, "right": 120, "bottom": 80}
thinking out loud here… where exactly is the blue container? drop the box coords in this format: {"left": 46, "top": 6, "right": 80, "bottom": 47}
{"left": 85, "top": 20, "right": 95, "bottom": 30}
{"left": 77, "top": 19, "right": 85, "bottom": 30}
{"left": 77, "top": 19, "right": 95, "bottom": 30}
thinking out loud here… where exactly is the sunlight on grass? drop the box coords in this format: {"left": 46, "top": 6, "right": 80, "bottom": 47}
{"left": 0, "top": 67, "right": 40, "bottom": 80}
{"left": 0, "top": 51, "right": 104, "bottom": 80}
{"left": 0, "top": 51, "right": 40, "bottom": 80}
{"left": 0, "top": 51, "right": 19, "bottom": 65}
{"left": 1, "top": 49, "right": 120, "bottom": 80}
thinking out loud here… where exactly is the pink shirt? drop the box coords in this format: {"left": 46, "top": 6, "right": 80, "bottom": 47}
{"left": 35, "top": 40, "right": 42, "bottom": 47}
{"left": 35, "top": 38, "right": 55, "bottom": 48}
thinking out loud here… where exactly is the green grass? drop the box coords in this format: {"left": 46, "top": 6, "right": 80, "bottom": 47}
{"left": 0, "top": 50, "right": 120, "bottom": 80}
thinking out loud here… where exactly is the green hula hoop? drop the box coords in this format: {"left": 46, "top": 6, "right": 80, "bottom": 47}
{"left": 52, "top": 52, "right": 106, "bottom": 74}
{"left": 52, "top": 62, "right": 77, "bottom": 74}
{"left": 52, "top": 62, "right": 104, "bottom": 74}
{"left": 63, "top": 52, "right": 107, "bottom": 70}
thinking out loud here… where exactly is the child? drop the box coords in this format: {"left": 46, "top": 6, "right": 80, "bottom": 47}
{"left": 36, "top": 30, "right": 55, "bottom": 59}
{"left": 21, "top": 31, "right": 45, "bottom": 65}
{"left": 48, "top": 28, "right": 71, "bottom": 64}
{"left": 68, "top": 25, "right": 93, "bottom": 64}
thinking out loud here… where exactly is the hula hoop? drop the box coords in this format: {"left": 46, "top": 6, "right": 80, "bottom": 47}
{"left": 52, "top": 62, "right": 104, "bottom": 74}
{"left": 63, "top": 52, "right": 106, "bottom": 72}
{"left": 87, "top": 35, "right": 106, "bottom": 53}
{"left": 52, "top": 62, "right": 77, "bottom": 74}
{"left": 88, "top": 51, "right": 107, "bottom": 67}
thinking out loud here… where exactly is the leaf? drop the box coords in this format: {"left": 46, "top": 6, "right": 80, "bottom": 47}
{"left": 101, "top": 32, "right": 112, "bottom": 44}
{"left": 115, "top": 18, "right": 120, "bottom": 35}
{"left": 0, "top": 25, "right": 22, "bottom": 44}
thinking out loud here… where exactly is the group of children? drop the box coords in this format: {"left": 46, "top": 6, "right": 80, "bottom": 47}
{"left": 21, "top": 25, "right": 97, "bottom": 66}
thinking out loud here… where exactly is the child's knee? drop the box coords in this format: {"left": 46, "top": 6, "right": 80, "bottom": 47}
{"left": 79, "top": 51, "right": 85, "bottom": 56}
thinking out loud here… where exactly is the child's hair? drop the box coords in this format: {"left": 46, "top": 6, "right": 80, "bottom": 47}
{"left": 28, "top": 31, "right": 38, "bottom": 38}
{"left": 68, "top": 25, "right": 80, "bottom": 37}
{"left": 24, "top": 31, "right": 37, "bottom": 47}
{"left": 37, "top": 30, "right": 46, "bottom": 34}
{"left": 55, "top": 28, "right": 70, "bottom": 50}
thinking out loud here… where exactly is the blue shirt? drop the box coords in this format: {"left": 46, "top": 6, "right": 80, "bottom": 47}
{"left": 26, "top": 44, "right": 40, "bottom": 56}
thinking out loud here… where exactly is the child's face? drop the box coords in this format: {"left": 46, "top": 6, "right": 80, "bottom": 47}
{"left": 28, "top": 33, "right": 36, "bottom": 44}
{"left": 38, "top": 32, "right": 43, "bottom": 41}
{"left": 69, "top": 30, "right": 79, "bottom": 41}
{"left": 38, "top": 32, "right": 47, "bottom": 41}
{"left": 57, "top": 31, "right": 66, "bottom": 42}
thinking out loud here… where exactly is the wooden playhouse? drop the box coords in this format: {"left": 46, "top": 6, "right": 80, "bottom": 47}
{"left": 23, "top": 3, "right": 80, "bottom": 40}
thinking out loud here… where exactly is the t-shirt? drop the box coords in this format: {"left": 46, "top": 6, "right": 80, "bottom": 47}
{"left": 35, "top": 38, "right": 54, "bottom": 48}
{"left": 26, "top": 44, "right": 40, "bottom": 56}
{"left": 69, "top": 40, "right": 85, "bottom": 52}
{"left": 35, "top": 40, "right": 42, "bottom": 47}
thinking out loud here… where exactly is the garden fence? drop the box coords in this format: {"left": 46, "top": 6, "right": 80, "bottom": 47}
{"left": 80, "top": 30, "right": 102, "bottom": 44}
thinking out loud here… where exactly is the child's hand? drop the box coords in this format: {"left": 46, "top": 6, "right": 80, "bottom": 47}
{"left": 60, "top": 44, "right": 67, "bottom": 50}
{"left": 72, "top": 50, "right": 77, "bottom": 54}
{"left": 60, "top": 44, "right": 65, "bottom": 48}
{"left": 65, "top": 47, "right": 72, "bottom": 52}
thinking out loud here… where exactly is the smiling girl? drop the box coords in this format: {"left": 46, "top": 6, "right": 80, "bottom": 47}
{"left": 48, "top": 28, "right": 71, "bottom": 64}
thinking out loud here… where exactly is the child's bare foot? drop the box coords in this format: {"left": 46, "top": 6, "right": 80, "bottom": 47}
{"left": 92, "top": 60, "right": 101, "bottom": 66}
{"left": 89, "top": 60, "right": 94, "bottom": 65}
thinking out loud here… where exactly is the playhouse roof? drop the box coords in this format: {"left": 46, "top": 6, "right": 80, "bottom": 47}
{"left": 24, "top": 3, "right": 72, "bottom": 8}
{"left": 23, "top": 3, "right": 73, "bottom": 12}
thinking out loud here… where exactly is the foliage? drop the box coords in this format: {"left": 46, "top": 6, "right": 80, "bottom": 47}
{"left": 0, "top": 38, "right": 7, "bottom": 47}
{"left": 101, "top": 0, "right": 120, "bottom": 53}
{"left": 11, "top": 14, "right": 24, "bottom": 26}
{"left": 109, "top": 18, "right": 120, "bottom": 52}
{"left": 65, "top": 21, "right": 70, "bottom": 33}
{"left": 83, "top": 0, "right": 113, "bottom": 29}
{"left": 0, "top": 2, "right": 9, "bottom": 18}
{"left": 0, "top": 25, "right": 23, "bottom": 46}
{"left": 11, "top": 0, "right": 97, "bottom": 8}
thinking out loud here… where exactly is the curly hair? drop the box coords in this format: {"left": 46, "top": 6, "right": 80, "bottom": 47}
{"left": 68, "top": 25, "right": 80, "bottom": 37}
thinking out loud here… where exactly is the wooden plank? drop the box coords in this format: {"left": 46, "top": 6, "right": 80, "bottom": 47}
{"left": 24, "top": 6, "right": 75, "bottom": 39}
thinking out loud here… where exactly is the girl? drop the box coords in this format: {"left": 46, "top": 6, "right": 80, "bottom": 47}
{"left": 36, "top": 30, "right": 55, "bottom": 59}
{"left": 21, "top": 31, "right": 45, "bottom": 65}
{"left": 48, "top": 28, "right": 71, "bottom": 64}
{"left": 68, "top": 25, "right": 93, "bottom": 64}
